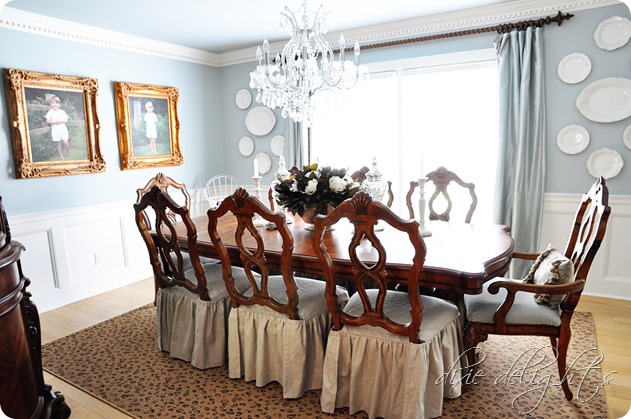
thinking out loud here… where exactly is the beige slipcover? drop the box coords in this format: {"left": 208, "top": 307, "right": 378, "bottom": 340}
{"left": 156, "top": 263, "right": 252, "bottom": 369}
{"left": 228, "top": 276, "right": 350, "bottom": 399}
{"left": 320, "top": 290, "right": 462, "bottom": 419}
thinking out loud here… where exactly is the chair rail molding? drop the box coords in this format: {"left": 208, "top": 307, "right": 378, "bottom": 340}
{"left": 541, "top": 192, "right": 631, "bottom": 300}
{"left": 1, "top": 0, "right": 620, "bottom": 67}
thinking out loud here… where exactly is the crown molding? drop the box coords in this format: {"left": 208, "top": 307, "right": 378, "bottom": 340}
{"left": 1, "top": 0, "right": 622, "bottom": 68}
{"left": 0, "top": 7, "right": 221, "bottom": 66}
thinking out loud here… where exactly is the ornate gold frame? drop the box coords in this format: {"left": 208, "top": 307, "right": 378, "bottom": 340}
{"left": 114, "top": 82, "right": 183, "bottom": 170}
{"left": 3, "top": 68, "right": 106, "bottom": 178}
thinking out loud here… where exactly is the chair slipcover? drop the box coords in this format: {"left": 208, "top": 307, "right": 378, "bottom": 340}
{"left": 228, "top": 276, "right": 349, "bottom": 398}
{"left": 321, "top": 290, "right": 462, "bottom": 419}
{"left": 156, "top": 264, "right": 252, "bottom": 369}
{"left": 208, "top": 188, "right": 350, "bottom": 399}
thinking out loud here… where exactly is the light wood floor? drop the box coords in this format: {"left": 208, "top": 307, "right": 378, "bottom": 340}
{"left": 39, "top": 278, "right": 631, "bottom": 418}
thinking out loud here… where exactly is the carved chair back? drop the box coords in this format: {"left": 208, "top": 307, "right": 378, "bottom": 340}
{"left": 207, "top": 188, "right": 300, "bottom": 319}
{"left": 312, "top": 192, "right": 427, "bottom": 343}
{"left": 136, "top": 173, "right": 191, "bottom": 230}
{"left": 561, "top": 175, "right": 610, "bottom": 309}
{"left": 134, "top": 185, "right": 209, "bottom": 300}
{"left": 406, "top": 167, "right": 477, "bottom": 223}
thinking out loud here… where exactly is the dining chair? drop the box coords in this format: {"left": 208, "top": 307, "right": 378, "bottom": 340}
{"left": 406, "top": 166, "right": 478, "bottom": 223}
{"left": 463, "top": 176, "right": 610, "bottom": 401}
{"left": 312, "top": 192, "right": 462, "bottom": 418}
{"left": 136, "top": 173, "right": 218, "bottom": 302}
{"left": 207, "top": 188, "right": 349, "bottom": 399}
{"left": 134, "top": 185, "right": 252, "bottom": 369}
{"left": 204, "top": 174, "right": 240, "bottom": 209}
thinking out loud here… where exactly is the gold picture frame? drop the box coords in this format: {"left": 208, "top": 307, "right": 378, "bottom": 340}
{"left": 3, "top": 68, "right": 106, "bottom": 178}
{"left": 114, "top": 81, "right": 183, "bottom": 170}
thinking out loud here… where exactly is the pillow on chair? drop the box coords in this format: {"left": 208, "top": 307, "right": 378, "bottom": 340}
{"left": 522, "top": 245, "right": 574, "bottom": 309}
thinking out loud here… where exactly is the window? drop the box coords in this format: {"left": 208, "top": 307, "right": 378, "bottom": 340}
{"left": 310, "top": 49, "right": 498, "bottom": 223}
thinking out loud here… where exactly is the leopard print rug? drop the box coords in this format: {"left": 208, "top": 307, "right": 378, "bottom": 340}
{"left": 42, "top": 306, "right": 608, "bottom": 418}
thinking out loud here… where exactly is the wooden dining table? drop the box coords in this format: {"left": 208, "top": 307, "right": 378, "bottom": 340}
{"left": 175, "top": 214, "right": 515, "bottom": 295}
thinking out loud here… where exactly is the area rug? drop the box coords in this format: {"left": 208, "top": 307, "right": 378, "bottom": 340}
{"left": 42, "top": 305, "right": 608, "bottom": 418}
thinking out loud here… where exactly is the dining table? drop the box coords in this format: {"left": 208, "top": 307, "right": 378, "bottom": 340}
{"left": 174, "top": 213, "right": 515, "bottom": 295}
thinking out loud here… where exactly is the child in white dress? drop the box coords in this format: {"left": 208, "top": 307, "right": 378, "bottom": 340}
{"left": 45, "top": 95, "right": 70, "bottom": 159}
{"left": 144, "top": 101, "right": 158, "bottom": 153}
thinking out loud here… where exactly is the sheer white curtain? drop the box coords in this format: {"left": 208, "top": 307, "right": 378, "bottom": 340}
{"left": 311, "top": 50, "right": 499, "bottom": 222}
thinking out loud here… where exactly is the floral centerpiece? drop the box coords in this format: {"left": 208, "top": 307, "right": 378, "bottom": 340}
{"left": 274, "top": 163, "right": 360, "bottom": 222}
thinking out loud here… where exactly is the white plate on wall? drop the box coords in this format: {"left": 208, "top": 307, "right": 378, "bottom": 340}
{"left": 255, "top": 152, "right": 272, "bottom": 175}
{"left": 238, "top": 136, "right": 254, "bottom": 156}
{"left": 557, "top": 53, "right": 592, "bottom": 84}
{"left": 556, "top": 124, "right": 590, "bottom": 154}
{"left": 586, "top": 148, "right": 624, "bottom": 179}
{"left": 623, "top": 124, "right": 631, "bottom": 150}
{"left": 245, "top": 106, "right": 276, "bottom": 136}
{"left": 270, "top": 135, "right": 285, "bottom": 156}
{"left": 594, "top": 16, "right": 631, "bottom": 51}
{"left": 576, "top": 77, "right": 631, "bottom": 123}
{"left": 235, "top": 89, "right": 252, "bottom": 110}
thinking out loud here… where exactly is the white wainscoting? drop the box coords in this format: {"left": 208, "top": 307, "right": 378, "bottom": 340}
{"left": 8, "top": 189, "right": 631, "bottom": 313}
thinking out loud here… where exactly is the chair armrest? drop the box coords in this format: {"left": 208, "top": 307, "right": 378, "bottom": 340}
{"left": 486, "top": 279, "right": 586, "bottom": 332}
{"left": 511, "top": 251, "right": 539, "bottom": 260}
{"left": 487, "top": 279, "right": 586, "bottom": 296}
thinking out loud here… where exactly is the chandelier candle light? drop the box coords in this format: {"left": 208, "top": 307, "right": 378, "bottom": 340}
{"left": 249, "top": 0, "right": 362, "bottom": 125}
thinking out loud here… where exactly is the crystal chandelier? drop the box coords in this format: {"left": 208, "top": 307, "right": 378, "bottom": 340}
{"left": 249, "top": 0, "right": 362, "bottom": 125}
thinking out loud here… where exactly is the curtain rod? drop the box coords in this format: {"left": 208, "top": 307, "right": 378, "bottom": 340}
{"left": 347, "top": 11, "right": 574, "bottom": 52}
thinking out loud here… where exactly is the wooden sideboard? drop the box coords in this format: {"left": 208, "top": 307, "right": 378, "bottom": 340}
{"left": 0, "top": 198, "right": 70, "bottom": 419}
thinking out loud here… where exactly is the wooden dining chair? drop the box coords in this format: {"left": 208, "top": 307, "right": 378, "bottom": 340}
{"left": 311, "top": 192, "right": 462, "bottom": 418}
{"left": 463, "top": 176, "right": 610, "bottom": 401}
{"left": 406, "top": 166, "right": 477, "bottom": 223}
{"left": 134, "top": 185, "right": 251, "bottom": 369}
{"left": 207, "top": 188, "right": 349, "bottom": 399}
{"left": 136, "top": 173, "right": 218, "bottom": 302}
{"left": 204, "top": 174, "right": 240, "bottom": 209}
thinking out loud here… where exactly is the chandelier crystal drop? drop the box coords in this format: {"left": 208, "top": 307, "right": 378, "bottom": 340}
{"left": 249, "top": 0, "right": 362, "bottom": 126}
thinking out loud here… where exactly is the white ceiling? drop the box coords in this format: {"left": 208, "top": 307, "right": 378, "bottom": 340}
{"left": 5, "top": 0, "right": 521, "bottom": 53}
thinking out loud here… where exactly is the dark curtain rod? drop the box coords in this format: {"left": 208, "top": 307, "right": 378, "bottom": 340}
{"left": 344, "top": 11, "right": 574, "bottom": 52}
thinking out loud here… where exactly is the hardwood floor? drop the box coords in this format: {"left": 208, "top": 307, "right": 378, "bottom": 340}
{"left": 38, "top": 279, "right": 631, "bottom": 418}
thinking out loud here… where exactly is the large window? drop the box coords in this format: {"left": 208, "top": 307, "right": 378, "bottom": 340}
{"left": 310, "top": 49, "right": 498, "bottom": 223}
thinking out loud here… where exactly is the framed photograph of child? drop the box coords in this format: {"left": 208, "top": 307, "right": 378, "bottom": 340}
{"left": 113, "top": 81, "right": 183, "bottom": 170}
{"left": 3, "top": 68, "right": 106, "bottom": 178}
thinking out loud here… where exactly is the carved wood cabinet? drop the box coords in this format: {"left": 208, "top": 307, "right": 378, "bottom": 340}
{"left": 0, "top": 197, "right": 70, "bottom": 419}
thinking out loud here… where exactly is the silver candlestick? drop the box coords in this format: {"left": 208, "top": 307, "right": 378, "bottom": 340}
{"left": 417, "top": 177, "right": 432, "bottom": 237}
{"left": 252, "top": 175, "right": 266, "bottom": 226}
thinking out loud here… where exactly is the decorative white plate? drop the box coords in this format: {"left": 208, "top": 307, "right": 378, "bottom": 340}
{"left": 594, "top": 16, "right": 631, "bottom": 51}
{"left": 556, "top": 124, "right": 590, "bottom": 154}
{"left": 623, "top": 124, "right": 631, "bottom": 150}
{"left": 576, "top": 77, "right": 631, "bottom": 123}
{"left": 255, "top": 152, "right": 272, "bottom": 175}
{"left": 586, "top": 148, "right": 624, "bottom": 179}
{"left": 270, "top": 135, "right": 285, "bottom": 156}
{"left": 557, "top": 53, "right": 592, "bottom": 84}
{"left": 238, "top": 136, "right": 254, "bottom": 156}
{"left": 235, "top": 89, "right": 252, "bottom": 110}
{"left": 245, "top": 106, "right": 276, "bottom": 136}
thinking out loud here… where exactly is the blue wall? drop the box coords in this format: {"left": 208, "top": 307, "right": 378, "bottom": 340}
{"left": 0, "top": 28, "right": 224, "bottom": 216}
{"left": 544, "top": 3, "right": 631, "bottom": 194}
{"left": 1, "top": 3, "right": 629, "bottom": 217}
